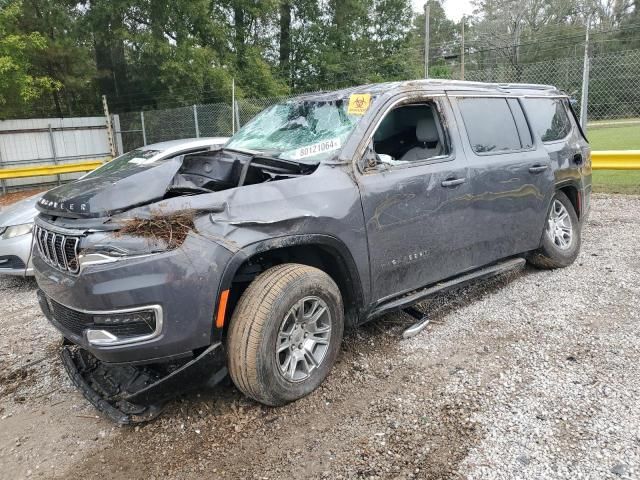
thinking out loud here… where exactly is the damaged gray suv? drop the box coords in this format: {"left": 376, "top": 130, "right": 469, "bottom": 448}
{"left": 33, "top": 80, "right": 591, "bottom": 423}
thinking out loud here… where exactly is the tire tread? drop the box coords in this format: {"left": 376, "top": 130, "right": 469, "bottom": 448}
{"left": 227, "top": 264, "right": 340, "bottom": 404}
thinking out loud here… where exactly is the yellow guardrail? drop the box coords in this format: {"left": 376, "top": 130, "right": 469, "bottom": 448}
{"left": 591, "top": 150, "right": 640, "bottom": 170}
{"left": 0, "top": 152, "right": 636, "bottom": 180}
{"left": 0, "top": 158, "right": 109, "bottom": 180}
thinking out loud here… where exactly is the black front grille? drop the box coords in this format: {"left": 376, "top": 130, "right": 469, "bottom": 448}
{"left": 34, "top": 225, "right": 80, "bottom": 273}
{"left": 38, "top": 291, "right": 156, "bottom": 340}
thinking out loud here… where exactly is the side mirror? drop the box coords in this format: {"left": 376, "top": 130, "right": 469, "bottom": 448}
{"left": 361, "top": 142, "right": 381, "bottom": 171}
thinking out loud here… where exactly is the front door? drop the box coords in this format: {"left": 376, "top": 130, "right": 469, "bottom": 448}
{"left": 356, "top": 98, "right": 475, "bottom": 304}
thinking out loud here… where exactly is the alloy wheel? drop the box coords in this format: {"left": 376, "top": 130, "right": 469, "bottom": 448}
{"left": 276, "top": 296, "right": 332, "bottom": 382}
{"left": 546, "top": 199, "right": 573, "bottom": 250}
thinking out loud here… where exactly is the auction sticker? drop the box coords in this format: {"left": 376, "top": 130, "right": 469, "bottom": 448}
{"left": 128, "top": 149, "right": 161, "bottom": 165}
{"left": 348, "top": 93, "right": 372, "bottom": 116}
{"left": 286, "top": 138, "right": 342, "bottom": 160}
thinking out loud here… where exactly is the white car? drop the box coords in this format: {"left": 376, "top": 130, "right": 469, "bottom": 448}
{"left": 0, "top": 137, "right": 228, "bottom": 276}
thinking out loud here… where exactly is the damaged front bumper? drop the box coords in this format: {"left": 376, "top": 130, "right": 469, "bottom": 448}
{"left": 33, "top": 229, "right": 236, "bottom": 423}
{"left": 61, "top": 342, "right": 227, "bottom": 424}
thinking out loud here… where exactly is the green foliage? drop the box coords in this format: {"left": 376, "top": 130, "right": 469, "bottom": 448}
{"left": 0, "top": 0, "right": 61, "bottom": 117}
{"left": 428, "top": 61, "right": 454, "bottom": 79}
{"left": 1, "top": 0, "right": 638, "bottom": 118}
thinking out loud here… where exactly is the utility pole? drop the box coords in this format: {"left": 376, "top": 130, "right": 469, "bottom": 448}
{"left": 580, "top": 14, "right": 591, "bottom": 128}
{"left": 424, "top": 3, "right": 430, "bottom": 79}
{"left": 460, "top": 16, "right": 465, "bottom": 81}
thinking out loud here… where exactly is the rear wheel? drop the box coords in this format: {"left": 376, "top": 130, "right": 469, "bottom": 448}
{"left": 528, "top": 190, "right": 581, "bottom": 269}
{"left": 227, "top": 264, "right": 344, "bottom": 406}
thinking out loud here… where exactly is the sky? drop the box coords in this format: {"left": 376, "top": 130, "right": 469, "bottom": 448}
{"left": 411, "top": 0, "right": 474, "bottom": 22}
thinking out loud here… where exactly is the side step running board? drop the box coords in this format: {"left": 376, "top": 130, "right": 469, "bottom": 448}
{"left": 402, "top": 306, "right": 431, "bottom": 339}
{"left": 373, "top": 257, "right": 526, "bottom": 320}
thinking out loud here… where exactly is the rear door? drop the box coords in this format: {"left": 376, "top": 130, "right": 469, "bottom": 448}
{"left": 449, "top": 94, "right": 554, "bottom": 266}
{"left": 522, "top": 97, "right": 591, "bottom": 212}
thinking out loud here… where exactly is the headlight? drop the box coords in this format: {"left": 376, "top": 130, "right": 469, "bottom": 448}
{"left": 76, "top": 231, "right": 167, "bottom": 269}
{"left": 0, "top": 223, "right": 33, "bottom": 240}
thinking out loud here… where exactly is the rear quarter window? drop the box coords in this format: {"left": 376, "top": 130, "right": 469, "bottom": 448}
{"left": 458, "top": 97, "right": 524, "bottom": 154}
{"left": 522, "top": 98, "right": 572, "bottom": 142}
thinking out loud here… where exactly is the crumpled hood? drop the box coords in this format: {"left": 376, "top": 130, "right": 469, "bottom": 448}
{"left": 36, "top": 158, "right": 183, "bottom": 219}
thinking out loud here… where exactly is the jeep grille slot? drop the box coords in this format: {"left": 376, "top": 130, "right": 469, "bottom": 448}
{"left": 34, "top": 225, "right": 80, "bottom": 274}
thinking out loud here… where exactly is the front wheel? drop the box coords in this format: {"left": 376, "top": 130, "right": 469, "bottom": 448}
{"left": 227, "top": 264, "right": 344, "bottom": 406}
{"left": 527, "top": 190, "right": 581, "bottom": 269}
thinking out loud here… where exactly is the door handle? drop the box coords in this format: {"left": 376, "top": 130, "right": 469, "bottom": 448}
{"left": 441, "top": 177, "right": 466, "bottom": 187}
{"left": 528, "top": 165, "right": 548, "bottom": 174}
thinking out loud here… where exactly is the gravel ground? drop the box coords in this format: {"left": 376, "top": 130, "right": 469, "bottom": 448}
{"left": 0, "top": 193, "right": 639, "bottom": 480}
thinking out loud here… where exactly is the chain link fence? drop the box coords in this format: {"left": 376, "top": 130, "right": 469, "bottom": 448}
{"left": 113, "top": 49, "right": 640, "bottom": 154}
{"left": 464, "top": 49, "right": 640, "bottom": 121}
{"left": 115, "top": 97, "right": 299, "bottom": 153}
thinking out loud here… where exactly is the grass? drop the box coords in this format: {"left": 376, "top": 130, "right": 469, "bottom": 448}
{"left": 587, "top": 122, "right": 640, "bottom": 151}
{"left": 592, "top": 170, "right": 640, "bottom": 195}
{"left": 586, "top": 120, "right": 640, "bottom": 195}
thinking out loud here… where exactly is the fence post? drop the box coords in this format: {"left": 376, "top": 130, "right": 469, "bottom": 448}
{"left": 48, "top": 124, "right": 61, "bottom": 186}
{"left": 140, "top": 111, "right": 147, "bottom": 146}
{"left": 235, "top": 100, "right": 241, "bottom": 132}
{"left": 111, "top": 114, "right": 124, "bottom": 156}
{"left": 231, "top": 78, "right": 236, "bottom": 135}
{"left": 102, "top": 95, "right": 116, "bottom": 158}
{"left": 193, "top": 105, "right": 200, "bottom": 138}
{"left": 460, "top": 16, "right": 465, "bottom": 81}
{"left": 0, "top": 147, "right": 6, "bottom": 195}
{"left": 580, "top": 15, "right": 591, "bottom": 128}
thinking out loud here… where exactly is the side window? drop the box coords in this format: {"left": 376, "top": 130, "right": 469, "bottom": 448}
{"left": 507, "top": 98, "right": 533, "bottom": 149}
{"left": 372, "top": 102, "right": 448, "bottom": 164}
{"left": 458, "top": 98, "right": 523, "bottom": 153}
{"left": 522, "top": 98, "right": 572, "bottom": 142}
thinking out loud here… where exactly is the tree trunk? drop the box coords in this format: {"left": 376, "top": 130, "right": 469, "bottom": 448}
{"left": 235, "top": 7, "right": 246, "bottom": 69}
{"left": 279, "top": 1, "right": 292, "bottom": 82}
{"left": 93, "top": 13, "right": 128, "bottom": 108}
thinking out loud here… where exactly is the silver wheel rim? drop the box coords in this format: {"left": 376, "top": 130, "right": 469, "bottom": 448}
{"left": 276, "top": 296, "right": 332, "bottom": 383}
{"left": 546, "top": 199, "right": 573, "bottom": 250}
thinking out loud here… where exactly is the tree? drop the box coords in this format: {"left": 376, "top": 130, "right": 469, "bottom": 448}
{"left": 409, "top": 0, "right": 458, "bottom": 77}
{"left": 18, "top": 0, "right": 97, "bottom": 116}
{"left": 0, "top": 0, "right": 60, "bottom": 118}
{"left": 279, "top": 0, "right": 292, "bottom": 80}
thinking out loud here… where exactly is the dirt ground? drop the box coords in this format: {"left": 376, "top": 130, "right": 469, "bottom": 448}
{"left": 0, "top": 194, "right": 639, "bottom": 480}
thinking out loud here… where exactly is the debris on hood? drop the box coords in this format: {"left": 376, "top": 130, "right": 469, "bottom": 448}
{"left": 115, "top": 209, "right": 198, "bottom": 249}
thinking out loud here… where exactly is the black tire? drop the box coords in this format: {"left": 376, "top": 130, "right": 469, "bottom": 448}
{"left": 528, "top": 190, "right": 581, "bottom": 269}
{"left": 227, "top": 263, "right": 344, "bottom": 406}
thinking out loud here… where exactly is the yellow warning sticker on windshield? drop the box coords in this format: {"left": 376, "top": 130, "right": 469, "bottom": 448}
{"left": 348, "top": 94, "right": 372, "bottom": 116}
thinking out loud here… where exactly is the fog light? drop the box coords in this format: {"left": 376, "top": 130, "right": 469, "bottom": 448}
{"left": 85, "top": 307, "right": 162, "bottom": 346}
{"left": 93, "top": 311, "right": 156, "bottom": 328}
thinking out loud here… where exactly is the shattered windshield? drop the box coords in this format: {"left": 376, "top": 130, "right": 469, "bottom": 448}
{"left": 226, "top": 98, "right": 364, "bottom": 163}
{"left": 82, "top": 149, "right": 163, "bottom": 179}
